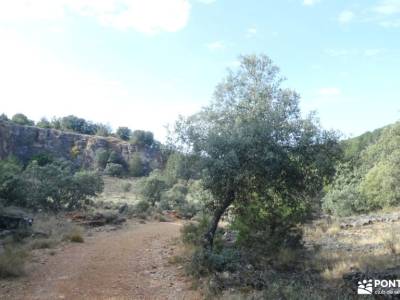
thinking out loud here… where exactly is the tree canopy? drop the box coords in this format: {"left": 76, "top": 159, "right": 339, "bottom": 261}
{"left": 173, "top": 54, "right": 341, "bottom": 249}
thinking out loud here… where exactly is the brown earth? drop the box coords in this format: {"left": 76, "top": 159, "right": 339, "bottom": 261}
{"left": 0, "top": 222, "right": 201, "bottom": 300}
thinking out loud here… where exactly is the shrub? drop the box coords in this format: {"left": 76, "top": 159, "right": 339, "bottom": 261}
{"left": 2, "top": 159, "right": 104, "bottom": 211}
{"left": 139, "top": 176, "right": 168, "bottom": 206}
{"left": 0, "top": 113, "right": 9, "bottom": 122}
{"left": 36, "top": 117, "right": 52, "bottom": 128}
{"left": 121, "top": 182, "right": 132, "bottom": 193}
{"left": 63, "top": 227, "right": 84, "bottom": 243}
{"left": 131, "top": 130, "right": 154, "bottom": 147}
{"left": 95, "top": 149, "right": 110, "bottom": 170}
{"left": 0, "top": 157, "right": 24, "bottom": 204}
{"left": 0, "top": 246, "right": 28, "bottom": 278}
{"left": 30, "top": 238, "right": 56, "bottom": 249}
{"left": 11, "top": 113, "right": 34, "bottom": 126}
{"left": 128, "top": 153, "right": 145, "bottom": 177}
{"left": 134, "top": 200, "right": 150, "bottom": 214}
{"left": 104, "top": 163, "right": 125, "bottom": 177}
{"left": 95, "top": 123, "right": 112, "bottom": 137}
{"left": 116, "top": 127, "right": 132, "bottom": 141}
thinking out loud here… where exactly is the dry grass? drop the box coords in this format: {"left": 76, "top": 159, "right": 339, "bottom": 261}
{"left": 95, "top": 176, "right": 141, "bottom": 204}
{"left": 0, "top": 246, "right": 29, "bottom": 278}
{"left": 304, "top": 220, "right": 400, "bottom": 283}
{"left": 63, "top": 227, "right": 84, "bottom": 243}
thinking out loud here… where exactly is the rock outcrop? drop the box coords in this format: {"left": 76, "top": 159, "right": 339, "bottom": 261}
{"left": 0, "top": 121, "right": 161, "bottom": 169}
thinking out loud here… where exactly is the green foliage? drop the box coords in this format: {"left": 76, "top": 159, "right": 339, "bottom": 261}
{"left": 108, "top": 150, "right": 124, "bottom": 165}
{"left": 95, "top": 149, "right": 110, "bottom": 170}
{"left": 116, "top": 127, "right": 132, "bottom": 141}
{"left": 181, "top": 215, "right": 211, "bottom": 246}
{"left": 104, "top": 163, "right": 125, "bottom": 177}
{"left": 30, "top": 153, "right": 54, "bottom": 166}
{"left": 60, "top": 115, "right": 97, "bottom": 135}
{"left": 121, "top": 182, "right": 132, "bottom": 193}
{"left": 163, "top": 152, "right": 199, "bottom": 186}
{"left": 139, "top": 174, "right": 168, "bottom": 206}
{"left": 95, "top": 123, "right": 112, "bottom": 137}
{"left": 0, "top": 158, "right": 103, "bottom": 211}
{"left": 324, "top": 122, "right": 400, "bottom": 216}
{"left": 173, "top": 54, "right": 341, "bottom": 248}
{"left": 0, "top": 113, "right": 9, "bottom": 122}
{"left": 11, "top": 113, "right": 34, "bottom": 126}
{"left": 131, "top": 130, "right": 154, "bottom": 147}
{"left": 134, "top": 199, "right": 150, "bottom": 214}
{"left": 0, "top": 157, "right": 24, "bottom": 203}
{"left": 36, "top": 117, "right": 52, "bottom": 129}
{"left": 128, "top": 153, "right": 145, "bottom": 177}
{"left": 232, "top": 198, "right": 304, "bottom": 257}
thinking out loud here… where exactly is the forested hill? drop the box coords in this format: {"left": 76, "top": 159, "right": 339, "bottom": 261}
{"left": 323, "top": 121, "right": 400, "bottom": 216}
{"left": 0, "top": 120, "right": 162, "bottom": 173}
{"left": 341, "top": 125, "right": 387, "bottom": 161}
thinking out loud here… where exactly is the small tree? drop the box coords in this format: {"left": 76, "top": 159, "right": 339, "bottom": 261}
{"left": 173, "top": 55, "right": 341, "bottom": 249}
{"left": 131, "top": 130, "right": 154, "bottom": 147}
{"left": 140, "top": 176, "right": 168, "bottom": 206}
{"left": 11, "top": 114, "right": 34, "bottom": 126}
{"left": 36, "top": 117, "right": 52, "bottom": 129}
{"left": 116, "top": 127, "right": 132, "bottom": 141}
{"left": 0, "top": 114, "right": 9, "bottom": 122}
{"left": 128, "top": 153, "right": 144, "bottom": 177}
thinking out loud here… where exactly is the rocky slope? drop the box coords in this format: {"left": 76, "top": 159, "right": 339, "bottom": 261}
{"left": 0, "top": 121, "right": 161, "bottom": 169}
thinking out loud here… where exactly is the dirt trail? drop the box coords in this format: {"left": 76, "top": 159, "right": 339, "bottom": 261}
{"left": 2, "top": 222, "right": 201, "bottom": 300}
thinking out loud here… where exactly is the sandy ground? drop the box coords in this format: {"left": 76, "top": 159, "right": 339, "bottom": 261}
{"left": 0, "top": 222, "right": 201, "bottom": 300}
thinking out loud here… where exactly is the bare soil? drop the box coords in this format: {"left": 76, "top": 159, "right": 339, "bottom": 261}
{"left": 0, "top": 221, "right": 201, "bottom": 300}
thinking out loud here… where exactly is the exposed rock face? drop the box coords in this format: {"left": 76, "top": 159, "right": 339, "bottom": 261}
{"left": 0, "top": 121, "right": 161, "bottom": 169}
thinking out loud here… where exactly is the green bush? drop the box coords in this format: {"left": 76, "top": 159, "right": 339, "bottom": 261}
{"left": 128, "top": 153, "right": 145, "bottom": 177}
{"left": 134, "top": 200, "right": 150, "bottom": 214}
{"left": 139, "top": 175, "right": 168, "bottom": 206}
{"left": 116, "top": 127, "right": 132, "bottom": 141}
{"left": 36, "top": 117, "right": 52, "bottom": 128}
{"left": 131, "top": 130, "right": 154, "bottom": 147}
{"left": 121, "top": 182, "right": 132, "bottom": 193}
{"left": 0, "top": 113, "right": 9, "bottom": 122}
{"left": 1, "top": 158, "right": 104, "bottom": 211}
{"left": 11, "top": 113, "right": 34, "bottom": 126}
{"left": 104, "top": 163, "right": 125, "bottom": 177}
{"left": 0, "top": 157, "right": 24, "bottom": 204}
{"left": 95, "top": 149, "right": 110, "bottom": 170}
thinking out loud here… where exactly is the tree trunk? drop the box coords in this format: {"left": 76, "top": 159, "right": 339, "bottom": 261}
{"left": 203, "top": 192, "right": 234, "bottom": 250}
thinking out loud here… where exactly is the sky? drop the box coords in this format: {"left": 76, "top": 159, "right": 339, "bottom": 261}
{"left": 0, "top": 0, "right": 399, "bottom": 141}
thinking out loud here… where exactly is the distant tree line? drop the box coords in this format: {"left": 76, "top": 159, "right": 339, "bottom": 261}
{"left": 0, "top": 113, "right": 155, "bottom": 148}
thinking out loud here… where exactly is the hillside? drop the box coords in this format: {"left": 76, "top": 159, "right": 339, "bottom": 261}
{"left": 0, "top": 120, "right": 161, "bottom": 170}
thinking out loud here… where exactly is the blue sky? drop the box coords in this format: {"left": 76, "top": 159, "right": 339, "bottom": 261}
{"left": 0, "top": 0, "right": 399, "bottom": 141}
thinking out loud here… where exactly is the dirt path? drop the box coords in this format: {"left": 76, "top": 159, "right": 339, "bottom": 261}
{"left": 1, "top": 222, "right": 201, "bottom": 300}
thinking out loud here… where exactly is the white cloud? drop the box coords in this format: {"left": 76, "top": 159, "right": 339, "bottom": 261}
{"left": 0, "top": 29, "right": 201, "bottom": 141}
{"left": 206, "top": 41, "right": 225, "bottom": 50}
{"left": 318, "top": 88, "right": 341, "bottom": 96}
{"left": 338, "top": 10, "right": 355, "bottom": 24}
{"left": 246, "top": 27, "right": 257, "bottom": 38}
{"left": 0, "top": 0, "right": 191, "bottom": 34}
{"left": 303, "top": 0, "right": 320, "bottom": 6}
{"left": 374, "top": 0, "right": 400, "bottom": 15}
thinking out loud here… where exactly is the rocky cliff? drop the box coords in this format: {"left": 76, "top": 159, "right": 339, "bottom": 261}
{"left": 0, "top": 121, "right": 161, "bottom": 169}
